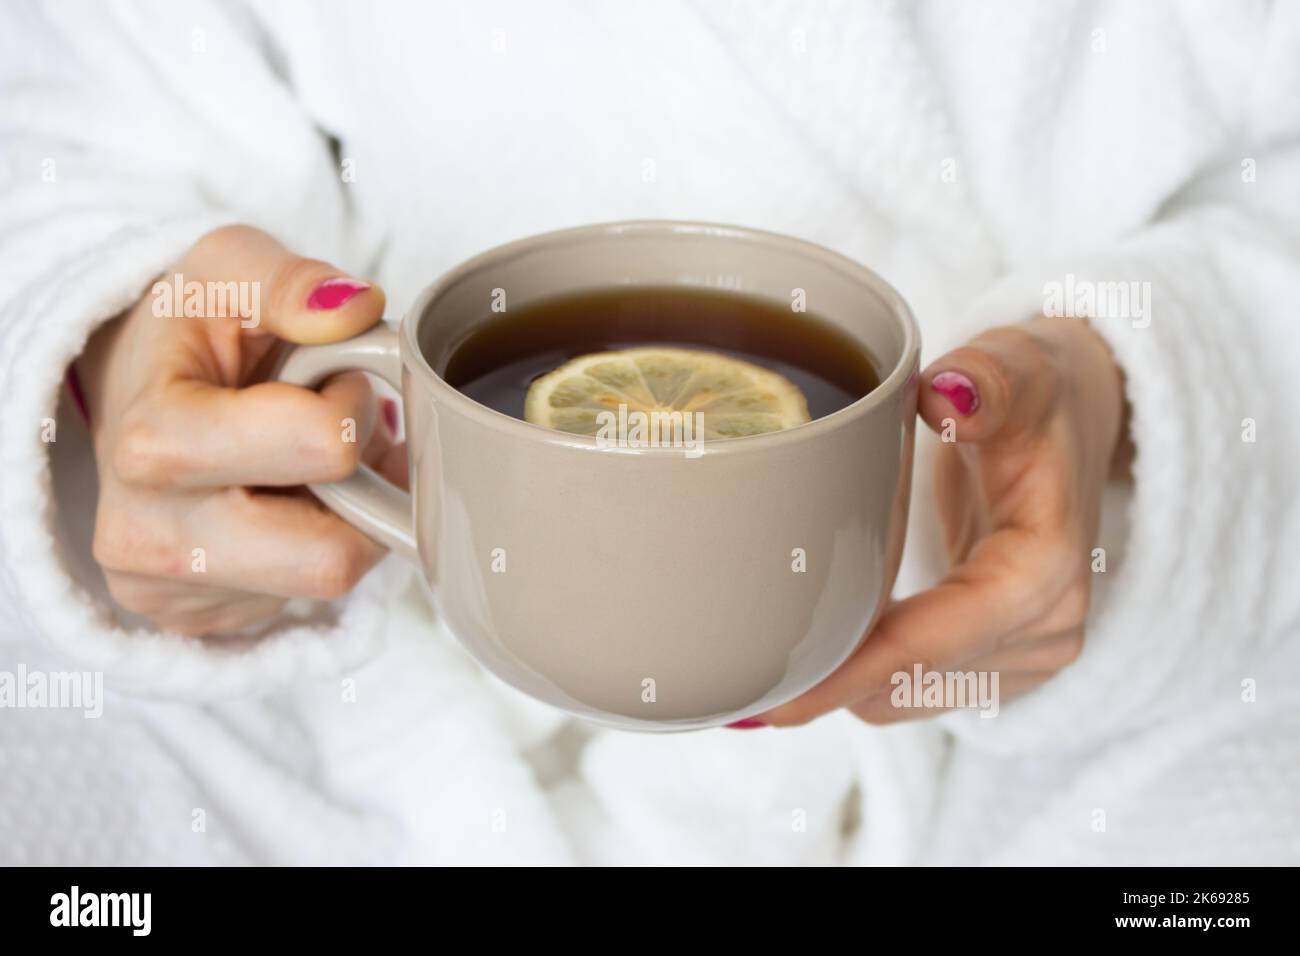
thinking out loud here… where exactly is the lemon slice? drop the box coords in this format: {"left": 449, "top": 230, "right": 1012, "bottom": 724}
{"left": 524, "top": 347, "right": 811, "bottom": 440}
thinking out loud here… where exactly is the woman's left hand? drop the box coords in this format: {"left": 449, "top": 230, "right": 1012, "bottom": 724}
{"left": 758, "top": 316, "right": 1130, "bottom": 727}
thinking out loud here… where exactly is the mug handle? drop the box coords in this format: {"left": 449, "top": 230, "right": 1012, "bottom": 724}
{"left": 274, "top": 324, "right": 419, "bottom": 563}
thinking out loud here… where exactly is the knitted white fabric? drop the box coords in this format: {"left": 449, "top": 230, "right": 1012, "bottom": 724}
{"left": 1, "top": 0, "right": 1296, "bottom": 865}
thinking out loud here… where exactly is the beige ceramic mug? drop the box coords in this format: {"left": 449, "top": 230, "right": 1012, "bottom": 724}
{"left": 277, "top": 221, "right": 920, "bottom": 731}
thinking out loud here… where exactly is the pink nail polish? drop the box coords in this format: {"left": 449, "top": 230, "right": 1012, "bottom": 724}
{"left": 724, "top": 719, "right": 767, "bottom": 729}
{"left": 930, "top": 370, "right": 980, "bottom": 415}
{"left": 307, "top": 277, "right": 370, "bottom": 310}
{"left": 381, "top": 398, "right": 398, "bottom": 433}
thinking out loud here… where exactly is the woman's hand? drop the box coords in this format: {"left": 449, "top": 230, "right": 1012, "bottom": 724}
{"left": 78, "top": 225, "right": 406, "bottom": 635}
{"left": 758, "top": 316, "right": 1130, "bottom": 726}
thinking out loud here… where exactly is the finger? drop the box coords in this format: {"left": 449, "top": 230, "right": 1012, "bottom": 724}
{"left": 153, "top": 596, "right": 291, "bottom": 637}
{"left": 182, "top": 488, "right": 388, "bottom": 599}
{"left": 919, "top": 325, "right": 1057, "bottom": 444}
{"left": 94, "top": 486, "right": 388, "bottom": 599}
{"left": 371, "top": 440, "right": 409, "bottom": 490}
{"left": 183, "top": 224, "right": 385, "bottom": 344}
{"left": 360, "top": 397, "right": 396, "bottom": 462}
{"left": 115, "top": 371, "right": 378, "bottom": 488}
{"left": 959, "top": 628, "right": 1085, "bottom": 676}
{"left": 848, "top": 670, "right": 1053, "bottom": 725}
{"left": 103, "top": 569, "right": 269, "bottom": 618}
{"left": 758, "top": 530, "right": 1043, "bottom": 727}
{"left": 363, "top": 398, "right": 410, "bottom": 488}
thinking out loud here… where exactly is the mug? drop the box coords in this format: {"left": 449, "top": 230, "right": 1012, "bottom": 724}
{"left": 277, "top": 221, "right": 919, "bottom": 731}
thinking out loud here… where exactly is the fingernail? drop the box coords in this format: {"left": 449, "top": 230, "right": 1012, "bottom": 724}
{"left": 380, "top": 398, "right": 398, "bottom": 434}
{"left": 724, "top": 719, "right": 767, "bottom": 729}
{"left": 930, "top": 370, "right": 980, "bottom": 415}
{"left": 307, "top": 277, "right": 370, "bottom": 310}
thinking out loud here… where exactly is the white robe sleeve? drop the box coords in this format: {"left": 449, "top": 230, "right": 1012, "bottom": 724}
{"left": 0, "top": 0, "right": 400, "bottom": 699}
{"left": 936, "top": 4, "right": 1300, "bottom": 752}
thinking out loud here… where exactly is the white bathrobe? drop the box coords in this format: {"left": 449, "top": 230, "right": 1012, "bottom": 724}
{"left": 1, "top": 0, "right": 1297, "bottom": 865}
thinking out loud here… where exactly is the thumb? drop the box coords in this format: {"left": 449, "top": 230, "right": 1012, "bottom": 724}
{"left": 918, "top": 325, "right": 1056, "bottom": 444}
{"left": 185, "top": 224, "right": 386, "bottom": 344}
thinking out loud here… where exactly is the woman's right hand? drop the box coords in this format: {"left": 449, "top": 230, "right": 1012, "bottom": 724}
{"left": 77, "top": 225, "right": 407, "bottom": 635}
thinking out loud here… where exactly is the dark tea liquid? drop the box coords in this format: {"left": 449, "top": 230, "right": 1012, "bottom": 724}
{"left": 440, "top": 286, "right": 881, "bottom": 422}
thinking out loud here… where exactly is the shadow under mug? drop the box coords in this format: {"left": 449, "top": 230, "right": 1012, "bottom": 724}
{"left": 277, "top": 221, "right": 920, "bottom": 731}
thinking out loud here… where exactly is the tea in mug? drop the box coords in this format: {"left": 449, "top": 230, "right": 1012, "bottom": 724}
{"left": 440, "top": 286, "right": 881, "bottom": 436}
